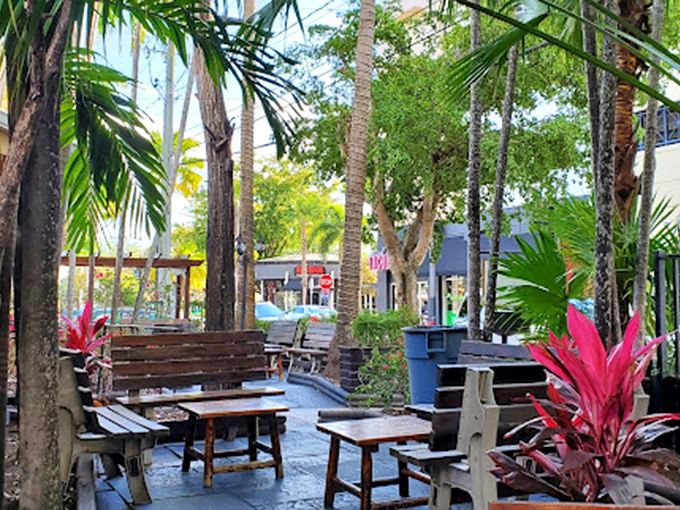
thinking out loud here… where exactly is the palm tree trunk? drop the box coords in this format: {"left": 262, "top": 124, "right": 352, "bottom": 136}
{"left": 15, "top": 15, "right": 71, "bottom": 500}
{"left": 613, "top": 0, "right": 652, "bottom": 224}
{"left": 132, "top": 59, "right": 195, "bottom": 322}
{"left": 301, "top": 219, "right": 308, "bottom": 305}
{"left": 483, "top": 43, "right": 519, "bottom": 342}
{"left": 111, "top": 23, "right": 142, "bottom": 324}
{"left": 239, "top": 0, "right": 257, "bottom": 329}
{"left": 634, "top": 0, "right": 664, "bottom": 345}
{"left": 467, "top": 0, "right": 483, "bottom": 343}
{"left": 580, "top": 0, "right": 600, "bottom": 176}
{"left": 593, "top": 0, "right": 619, "bottom": 342}
{"left": 65, "top": 248, "right": 77, "bottom": 317}
{"left": 195, "top": 39, "right": 236, "bottom": 332}
{"left": 326, "top": 0, "right": 376, "bottom": 381}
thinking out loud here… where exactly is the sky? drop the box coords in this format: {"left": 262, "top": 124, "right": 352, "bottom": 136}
{"left": 91, "top": 0, "right": 355, "bottom": 250}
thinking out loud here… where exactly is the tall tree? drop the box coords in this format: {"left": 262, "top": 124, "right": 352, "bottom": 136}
{"left": 239, "top": 0, "right": 257, "bottom": 329}
{"left": 633, "top": 0, "right": 665, "bottom": 343}
{"left": 483, "top": 43, "right": 519, "bottom": 340}
{"left": 466, "top": 0, "right": 483, "bottom": 342}
{"left": 326, "top": 0, "right": 376, "bottom": 380}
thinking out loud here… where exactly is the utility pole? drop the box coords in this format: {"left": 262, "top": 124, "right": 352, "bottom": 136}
{"left": 160, "top": 44, "right": 175, "bottom": 316}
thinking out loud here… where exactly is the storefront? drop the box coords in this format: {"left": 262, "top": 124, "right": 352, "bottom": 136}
{"left": 374, "top": 220, "right": 532, "bottom": 324}
{"left": 254, "top": 254, "right": 340, "bottom": 310}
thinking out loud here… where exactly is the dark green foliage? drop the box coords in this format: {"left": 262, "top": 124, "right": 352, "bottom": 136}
{"left": 351, "top": 309, "right": 418, "bottom": 349}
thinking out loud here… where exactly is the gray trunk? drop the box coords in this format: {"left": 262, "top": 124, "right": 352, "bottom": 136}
{"left": 466, "top": 0, "right": 483, "bottom": 343}
{"left": 593, "top": 0, "right": 619, "bottom": 342}
{"left": 17, "top": 64, "right": 64, "bottom": 510}
{"left": 483, "top": 44, "right": 519, "bottom": 341}
{"left": 65, "top": 248, "right": 76, "bottom": 318}
{"left": 633, "top": 0, "right": 665, "bottom": 345}
{"left": 326, "top": 0, "right": 376, "bottom": 381}
{"left": 580, "top": 0, "right": 600, "bottom": 175}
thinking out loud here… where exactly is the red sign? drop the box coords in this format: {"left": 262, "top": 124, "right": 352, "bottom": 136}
{"left": 295, "top": 265, "right": 324, "bottom": 275}
{"left": 319, "top": 274, "right": 333, "bottom": 290}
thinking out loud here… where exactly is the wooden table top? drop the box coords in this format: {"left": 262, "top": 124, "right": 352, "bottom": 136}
{"left": 178, "top": 398, "right": 289, "bottom": 419}
{"left": 316, "top": 415, "right": 431, "bottom": 447}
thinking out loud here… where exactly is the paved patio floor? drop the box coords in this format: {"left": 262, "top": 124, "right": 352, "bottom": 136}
{"left": 94, "top": 378, "right": 438, "bottom": 509}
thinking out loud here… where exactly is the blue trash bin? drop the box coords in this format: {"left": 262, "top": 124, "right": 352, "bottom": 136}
{"left": 403, "top": 326, "right": 466, "bottom": 404}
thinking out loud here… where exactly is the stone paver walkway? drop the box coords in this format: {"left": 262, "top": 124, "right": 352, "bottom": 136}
{"left": 94, "top": 379, "right": 435, "bottom": 509}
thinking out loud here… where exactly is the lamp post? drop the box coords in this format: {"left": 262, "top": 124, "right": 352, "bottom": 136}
{"left": 235, "top": 235, "right": 266, "bottom": 330}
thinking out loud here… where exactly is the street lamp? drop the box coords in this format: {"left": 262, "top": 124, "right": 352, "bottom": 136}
{"left": 235, "top": 235, "right": 266, "bottom": 330}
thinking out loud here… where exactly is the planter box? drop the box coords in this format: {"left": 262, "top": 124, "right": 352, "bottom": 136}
{"left": 491, "top": 503, "right": 649, "bottom": 510}
{"left": 339, "top": 346, "right": 391, "bottom": 393}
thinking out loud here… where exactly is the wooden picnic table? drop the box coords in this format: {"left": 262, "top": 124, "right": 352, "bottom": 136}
{"left": 316, "top": 415, "right": 432, "bottom": 510}
{"left": 179, "top": 398, "right": 289, "bottom": 487}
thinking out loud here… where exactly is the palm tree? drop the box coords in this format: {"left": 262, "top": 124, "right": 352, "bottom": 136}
{"left": 310, "top": 205, "right": 344, "bottom": 263}
{"left": 238, "top": 0, "right": 257, "bottom": 329}
{"left": 0, "top": 1, "right": 301, "bottom": 506}
{"left": 326, "top": 0, "right": 376, "bottom": 381}
{"left": 439, "top": 0, "right": 680, "bottom": 339}
{"left": 466, "top": 0, "right": 483, "bottom": 343}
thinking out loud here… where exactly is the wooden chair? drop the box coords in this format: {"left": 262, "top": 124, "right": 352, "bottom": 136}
{"left": 288, "top": 322, "right": 335, "bottom": 374}
{"left": 264, "top": 320, "right": 299, "bottom": 379}
{"left": 58, "top": 349, "right": 168, "bottom": 505}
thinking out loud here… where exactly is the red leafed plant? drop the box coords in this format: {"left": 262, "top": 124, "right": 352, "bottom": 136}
{"left": 489, "top": 305, "right": 680, "bottom": 504}
{"left": 61, "top": 301, "right": 112, "bottom": 373}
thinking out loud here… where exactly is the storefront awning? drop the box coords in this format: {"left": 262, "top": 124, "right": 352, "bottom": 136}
{"left": 281, "top": 278, "right": 302, "bottom": 291}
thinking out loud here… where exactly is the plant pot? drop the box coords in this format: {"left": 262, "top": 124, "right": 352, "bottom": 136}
{"left": 403, "top": 326, "right": 466, "bottom": 404}
{"left": 339, "top": 346, "right": 388, "bottom": 392}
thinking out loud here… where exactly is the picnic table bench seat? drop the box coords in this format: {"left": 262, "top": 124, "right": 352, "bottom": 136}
{"left": 58, "top": 349, "right": 168, "bottom": 505}
{"left": 288, "top": 322, "right": 335, "bottom": 374}
{"left": 111, "top": 331, "right": 282, "bottom": 415}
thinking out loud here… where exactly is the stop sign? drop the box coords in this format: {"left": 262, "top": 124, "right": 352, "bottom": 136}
{"left": 319, "top": 274, "right": 333, "bottom": 290}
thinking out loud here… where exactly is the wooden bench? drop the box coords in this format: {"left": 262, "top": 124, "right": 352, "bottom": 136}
{"left": 456, "top": 340, "right": 534, "bottom": 365}
{"left": 264, "top": 320, "right": 300, "bottom": 379}
{"left": 392, "top": 366, "right": 543, "bottom": 510}
{"left": 288, "top": 322, "right": 335, "bottom": 374}
{"left": 58, "top": 349, "right": 168, "bottom": 505}
{"left": 111, "top": 331, "right": 284, "bottom": 415}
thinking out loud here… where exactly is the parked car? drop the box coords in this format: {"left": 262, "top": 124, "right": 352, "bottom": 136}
{"left": 255, "top": 301, "right": 285, "bottom": 322}
{"left": 282, "top": 305, "right": 336, "bottom": 321}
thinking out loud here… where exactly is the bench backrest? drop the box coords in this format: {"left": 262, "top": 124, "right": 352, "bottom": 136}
{"left": 111, "top": 331, "right": 266, "bottom": 393}
{"left": 302, "top": 322, "right": 335, "bottom": 351}
{"left": 430, "top": 363, "right": 545, "bottom": 450}
{"left": 266, "top": 320, "right": 299, "bottom": 348}
{"left": 457, "top": 340, "right": 534, "bottom": 365}
{"left": 58, "top": 348, "right": 100, "bottom": 434}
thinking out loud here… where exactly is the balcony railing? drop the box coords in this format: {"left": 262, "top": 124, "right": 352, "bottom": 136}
{"left": 638, "top": 105, "right": 680, "bottom": 149}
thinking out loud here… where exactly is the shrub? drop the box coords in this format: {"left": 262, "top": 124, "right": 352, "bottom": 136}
{"left": 352, "top": 309, "right": 418, "bottom": 348}
{"left": 352, "top": 309, "right": 417, "bottom": 407}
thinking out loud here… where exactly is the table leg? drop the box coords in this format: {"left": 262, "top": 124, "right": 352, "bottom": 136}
{"left": 360, "top": 446, "right": 373, "bottom": 510}
{"left": 277, "top": 353, "right": 284, "bottom": 380}
{"left": 247, "top": 416, "right": 258, "bottom": 461}
{"left": 324, "top": 436, "right": 340, "bottom": 508}
{"left": 269, "top": 413, "right": 284, "bottom": 479}
{"left": 203, "top": 418, "right": 215, "bottom": 487}
{"left": 182, "top": 414, "right": 197, "bottom": 472}
{"left": 397, "top": 440, "right": 409, "bottom": 497}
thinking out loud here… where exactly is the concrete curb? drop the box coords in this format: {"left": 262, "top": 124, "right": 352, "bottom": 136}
{"left": 286, "top": 372, "right": 349, "bottom": 405}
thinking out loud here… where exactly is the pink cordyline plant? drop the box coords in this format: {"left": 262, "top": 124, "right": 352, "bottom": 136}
{"left": 61, "top": 301, "right": 112, "bottom": 374}
{"left": 489, "top": 305, "right": 680, "bottom": 504}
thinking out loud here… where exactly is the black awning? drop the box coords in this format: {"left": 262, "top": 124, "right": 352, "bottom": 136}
{"left": 281, "top": 278, "right": 302, "bottom": 291}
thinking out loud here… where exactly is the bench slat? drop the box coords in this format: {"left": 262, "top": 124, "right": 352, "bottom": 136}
{"left": 113, "top": 330, "right": 265, "bottom": 348}
{"left": 113, "top": 355, "right": 266, "bottom": 377}
{"left": 112, "top": 342, "right": 262, "bottom": 362}
{"left": 438, "top": 362, "right": 544, "bottom": 386}
{"left": 434, "top": 381, "right": 547, "bottom": 408}
{"left": 94, "top": 407, "right": 152, "bottom": 435}
{"left": 107, "top": 405, "right": 169, "bottom": 434}
{"left": 114, "top": 369, "right": 266, "bottom": 391}
{"left": 458, "top": 341, "right": 533, "bottom": 360}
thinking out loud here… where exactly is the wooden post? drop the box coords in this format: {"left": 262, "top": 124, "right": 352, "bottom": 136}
{"left": 184, "top": 267, "right": 191, "bottom": 319}
{"left": 175, "top": 274, "right": 182, "bottom": 319}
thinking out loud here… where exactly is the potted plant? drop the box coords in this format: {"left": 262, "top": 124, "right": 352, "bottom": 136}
{"left": 61, "top": 301, "right": 112, "bottom": 375}
{"left": 489, "top": 305, "right": 680, "bottom": 507}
